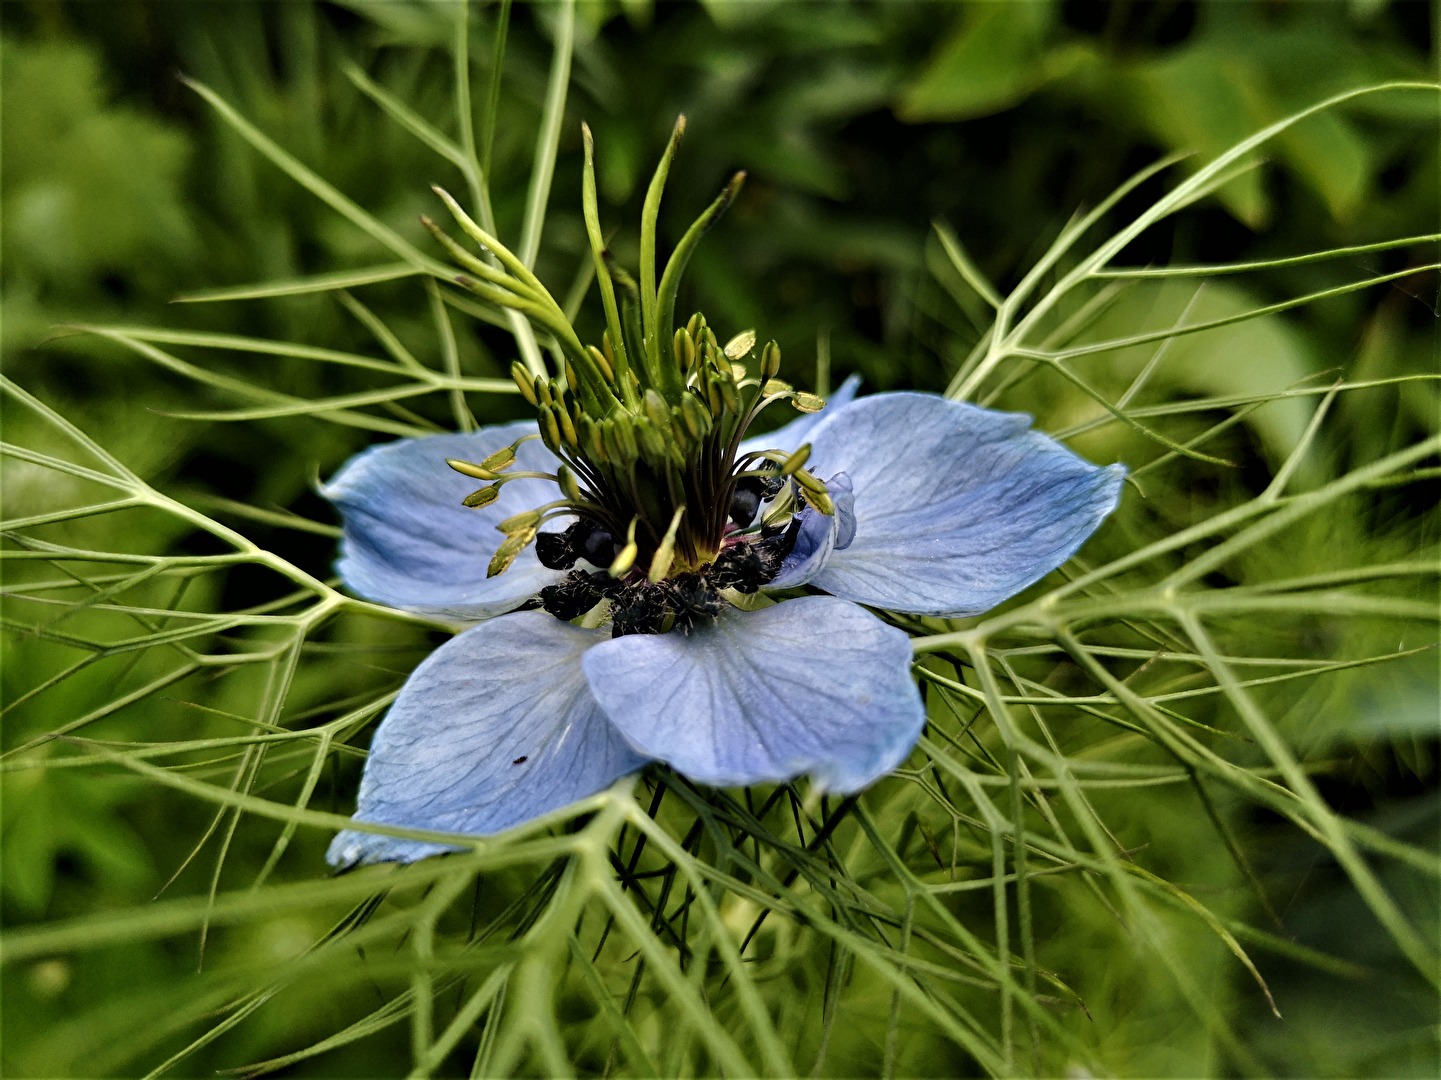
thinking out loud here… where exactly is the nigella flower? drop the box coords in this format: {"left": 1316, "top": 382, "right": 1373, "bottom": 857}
{"left": 323, "top": 121, "right": 1125, "bottom": 866}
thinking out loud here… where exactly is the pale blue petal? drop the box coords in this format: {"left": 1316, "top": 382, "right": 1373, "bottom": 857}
{"left": 768, "top": 473, "right": 855, "bottom": 590}
{"left": 324, "top": 421, "right": 565, "bottom": 620}
{"left": 328, "top": 612, "right": 648, "bottom": 866}
{"left": 739, "top": 373, "right": 862, "bottom": 458}
{"left": 805, "top": 393, "right": 1125, "bottom": 618}
{"left": 582, "top": 596, "right": 924, "bottom": 793}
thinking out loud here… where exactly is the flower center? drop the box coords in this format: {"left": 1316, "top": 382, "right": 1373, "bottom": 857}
{"left": 449, "top": 314, "right": 831, "bottom": 636}
{"left": 421, "top": 119, "right": 836, "bottom": 635}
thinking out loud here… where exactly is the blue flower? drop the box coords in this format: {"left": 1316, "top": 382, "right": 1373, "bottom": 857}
{"left": 324, "top": 375, "right": 1124, "bottom": 866}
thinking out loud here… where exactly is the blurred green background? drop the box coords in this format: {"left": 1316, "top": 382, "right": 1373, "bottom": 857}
{"left": 2, "top": 1, "right": 1437, "bottom": 1076}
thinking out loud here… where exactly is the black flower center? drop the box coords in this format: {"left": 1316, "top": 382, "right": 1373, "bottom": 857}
{"left": 526, "top": 514, "right": 802, "bottom": 637}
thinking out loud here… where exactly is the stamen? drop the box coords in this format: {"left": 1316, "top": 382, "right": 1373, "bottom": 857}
{"left": 648, "top": 506, "right": 687, "bottom": 583}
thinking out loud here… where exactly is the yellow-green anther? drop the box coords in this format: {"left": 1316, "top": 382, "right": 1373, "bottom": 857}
{"left": 512, "top": 361, "right": 538, "bottom": 405}
{"left": 463, "top": 485, "right": 501, "bottom": 509}
{"left": 447, "top": 458, "right": 499, "bottom": 481}
{"left": 609, "top": 518, "right": 639, "bottom": 578}
{"left": 535, "top": 377, "right": 554, "bottom": 408}
{"left": 610, "top": 541, "right": 637, "bottom": 577}
{"left": 718, "top": 377, "right": 741, "bottom": 414}
{"left": 686, "top": 312, "right": 703, "bottom": 338}
{"left": 669, "top": 415, "right": 693, "bottom": 453}
{"left": 791, "top": 392, "right": 825, "bottom": 413}
{"left": 675, "top": 327, "right": 696, "bottom": 371}
{"left": 794, "top": 468, "right": 828, "bottom": 494}
{"left": 565, "top": 359, "right": 581, "bottom": 395}
{"left": 538, "top": 408, "right": 562, "bottom": 453}
{"left": 480, "top": 446, "right": 517, "bottom": 473}
{"left": 586, "top": 345, "right": 614, "bottom": 383}
{"left": 760, "top": 340, "right": 781, "bottom": 381}
{"left": 487, "top": 528, "right": 534, "bottom": 578}
{"left": 643, "top": 389, "right": 670, "bottom": 430}
{"left": 799, "top": 483, "right": 836, "bottom": 516}
{"left": 762, "top": 378, "right": 792, "bottom": 397}
{"left": 580, "top": 415, "right": 607, "bottom": 463}
{"left": 549, "top": 406, "right": 573, "bottom": 449}
{"left": 558, "top": 464, "right": 582, "bottom": 502}
{"left": 496, "top": 508, "right": 543, "bottom": 534}
{"left": 761, "top": 491, "right": 796, "bottom": 530}
{"left": 779, "top": 444, "right": 811, "bottom": 476}
{"left": 648, "top": 506, "right": 686, "bottom": 583}
{"left": 615, "top": 415, "right": 639, "bottom": 460}
{"left": 637, "top": 421, "right": 667, "bottom": 462}
{"left": 704, "top": 377, "right": 723, "bottom": 416}
{"left": 723, "top": 328, "right": 756, "bottom": 361}
{"left": 681, "top": 393, "right": 712, "bottom": 439}
{"left": 729, "top": 362, "right": 748, "bottom": 383}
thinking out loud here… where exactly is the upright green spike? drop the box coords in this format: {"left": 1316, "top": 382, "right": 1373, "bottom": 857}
{"left": 641, "top": 116, "right": 686, "bottom": 376}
